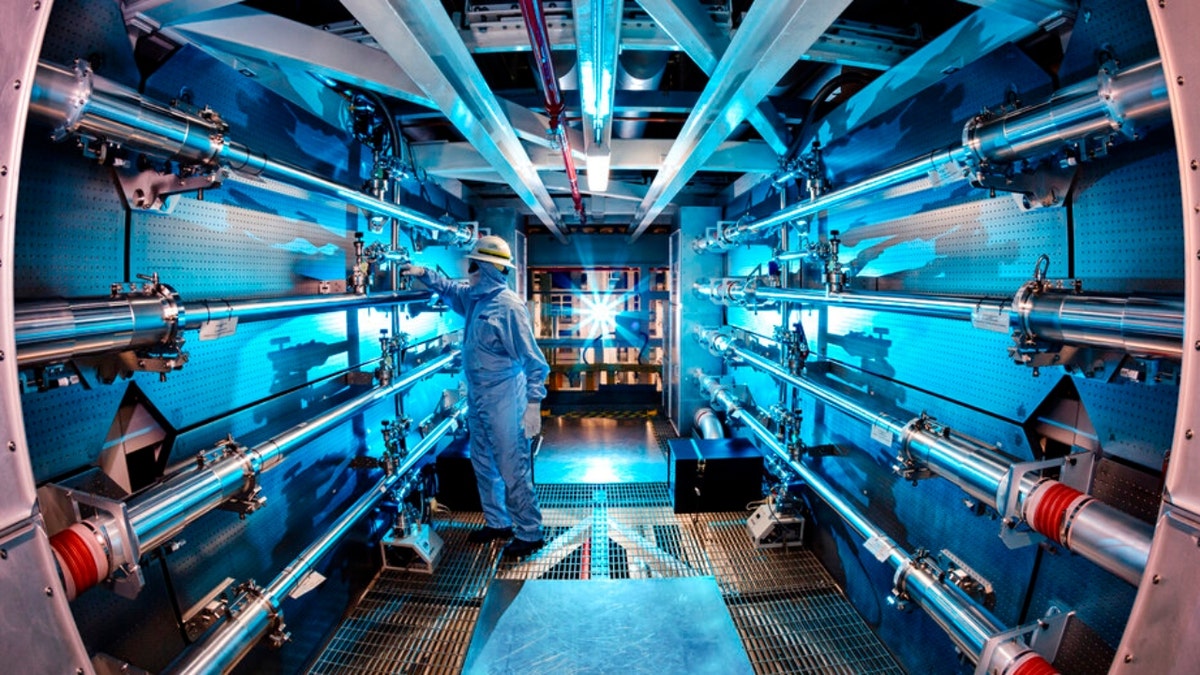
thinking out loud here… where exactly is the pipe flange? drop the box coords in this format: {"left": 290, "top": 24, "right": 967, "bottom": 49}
{"left": 51, "top": 60, "right": 95, "bottom": 141}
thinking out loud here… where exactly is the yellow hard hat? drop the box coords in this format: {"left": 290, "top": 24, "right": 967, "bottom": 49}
{"left": 465, "top": 234, "right": 516, "bottom": 269}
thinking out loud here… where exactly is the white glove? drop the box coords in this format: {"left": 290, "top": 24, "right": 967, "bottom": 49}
{"left": 399, "top": 264, "right": 427, "bottom": 277}
{"left": 522, "top": 402, "right": 542, "bottom": 439}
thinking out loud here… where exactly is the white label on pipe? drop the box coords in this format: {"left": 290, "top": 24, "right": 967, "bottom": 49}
{"left": 199, "top": 317, "right": 238, "bottom": 341}
{"left": 289, "top": 570, "right": 326, "bottom": 599}
{"left": 864, "top": 536, "right": 894, "bottom": 563}
{"left": 971, "top": 308, "right": 1010, "bottom": 333}
{"left": 870, "top": 424, "right": 894, "bottom": 448}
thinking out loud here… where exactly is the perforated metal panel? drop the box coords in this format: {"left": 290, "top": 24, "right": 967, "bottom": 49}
{"left": 38, "top": 0, "right": 140, "bottom": 88}
{"left": 151, "top": 316, "right": 352, "bottom": 429}
{"left": 21, "top": 382, "right": 128, "bottom": 482}
{"left": 131, "top": 197, "right": 350, "bottom": 299}
{"left": 826, "top": 192, "right": 1069, "bottom": 295}
{"left": 14, "top": 140, "right": 126, "bottom": 297}
{"left": 1072, "top": 140, "right": 1183, "bottom": 293}
{"left": 1059, "top": 0, "right": 1160, "bottom": 86}
{"left": 1074, "top": 377, "right": 1176, "bottom": 469}
{"left": 1021, "top": 542, "right": 1139, "bottom": 650}
{"left": 817, "top": 308, "right": 1058, "bottom": 422}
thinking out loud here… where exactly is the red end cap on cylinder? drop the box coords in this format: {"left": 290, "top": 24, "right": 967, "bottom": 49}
{"left": 49, "top": 523, "right": 107, "bottom": 600}
{"left": 1009, "top": 653, "right": 1059, "bottom": 675}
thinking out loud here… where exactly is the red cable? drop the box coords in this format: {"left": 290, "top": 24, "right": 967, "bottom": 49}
{"left": 580, "top": 539, "right": 591, "bottom": 580}
{"left": 1030, "top": 482, "right": 1084, "bottom": 544}
{"left": 1010, "top": 653, "right": 1059, "bottom": 675}
{"left": 50, "top": 526, "right": 100, "bottom": 597}
{"left": 519, "top": 0, "right": 586, "bottom": 224}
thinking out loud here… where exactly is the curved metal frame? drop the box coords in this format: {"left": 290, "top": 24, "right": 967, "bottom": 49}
{"left": 1112, "top": 3, "right": 1200, "bottom": 672}
{"left": 0, "top": 0, "right": 94, "bottom": 671}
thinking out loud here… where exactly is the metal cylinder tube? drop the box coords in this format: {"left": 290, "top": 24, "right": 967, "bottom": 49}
{"left": 694, "top": 147, "right": 967, "bottom": 253}
{"left": 14, "top": 294, "right": 180, "bottom": 366}
{"left": 752, "top": 286, "right": 1000, "bottom": 323}
{"left": 904, "top": 430, "right": 1033, "bottom": 508}
{"left": 169, "top": 405, "right": 466, "bottom": 675}
{"left": 614, "top": 51, "right": 669, "bottom": 139}
{"left": 692, "top": 370, "right": 1045, "bottom": 671}
{"left": 967, "top": 59, "right": 1169, "bottom": 164}
{"left": 695, "top": 281, "right": 1184, "bottom": 361}
{"left": 16, "top": 290, "right": 432, "bottom": 367}
{"left": 31, "top": 61, "right": 224, "bottom": 164}
{"left": 698, "top": 59, "right": 1168, "bottom": 254}
{"left": 248, "top": 350, "right": 458, "bottom": 474}
{"left": 29, "top": 60, "right": 474, "bottom": 245}
{"left": 183, "top": 290, "right": 432, "bottom": 326}
{"left": 1023, "top": 480, "right": 1152, "bottom": 586}
{"left": 170, "top": 592, "right": 275, "bottom": 675}
{"left": 1018, "top": 290, "right": 1184, "bottom": 359}
{"left": 112, "top": 349, "right": 456, "bottom": 569}
{"left": 693, "top": 407, "right": 724, "bottom": 439}
{"left": 1065, "top": 501, "right": 1153, "bottom": 587}
{"left": 699, "top": 328, "right": 1151, "bottom": 584}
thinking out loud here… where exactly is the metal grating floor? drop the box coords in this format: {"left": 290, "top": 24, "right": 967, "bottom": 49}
{"left": 308, "top": 482, "right": 902, "bottom": 674}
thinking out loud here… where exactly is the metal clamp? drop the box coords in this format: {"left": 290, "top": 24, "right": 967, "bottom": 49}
{"left": 196, "top": 437, "right": 267, "bottom": 519}
{"left": 893, "top": 414, "right": 945, "bottom": 484}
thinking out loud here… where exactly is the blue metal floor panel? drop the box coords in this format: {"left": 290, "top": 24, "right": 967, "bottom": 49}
{"left": 462, "top": 577, "right": 755, "bottom": 675}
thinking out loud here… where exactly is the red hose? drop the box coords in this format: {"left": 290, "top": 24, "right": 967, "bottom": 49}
{"left": 1009, "top": 653, "right": 1059, "bottom": 675}
{"left": 1029, "top": 482, "right": 1086, "bottom": 545}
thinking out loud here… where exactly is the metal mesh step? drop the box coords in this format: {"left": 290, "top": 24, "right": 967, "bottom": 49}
{"left": 308, "top": 482, "right": 903, "bottom": 674}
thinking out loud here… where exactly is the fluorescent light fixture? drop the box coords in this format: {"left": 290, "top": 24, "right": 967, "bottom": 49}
{"left": 574, "top": 0, "right": 621, "bottom": 146}
{"left": 587, "top": 146, "right": 611, "bottom": 193}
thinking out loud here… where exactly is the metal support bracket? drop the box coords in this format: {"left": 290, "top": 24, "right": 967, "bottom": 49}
{"left": 940, "top": 548, "right": 996, "bottom": 610}
{"left": 975, "top": 606, "right": 1074, "bottom": 675}
{"left": 995, "top": 457, "right": 1064, "bottom": 549}
{"left": 41, "top": 483, "right": 144, "bottom": 597}
{"left": 115, "top": 163, "right": 225, "bottom": 213}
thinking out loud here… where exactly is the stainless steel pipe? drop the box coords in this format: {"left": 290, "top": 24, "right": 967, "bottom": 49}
{"left": 693, "top": 407, "right": 725, "bottom": 439}
{"left": 965, "top": 59, "right": 1169, "bottom": 165}
{"left": 51, "top": 348, "right": 460, "bottom": 601}
{"left": 169, "top": 403, "right": 467, "bottom": 675}
{"left": 695, "top": 281, "right": 1184, "bottom": 360}
{"left": 694, "top": 327, "right": 1151, "bottom": 584}
{"left": 14, "top": 293, "right": 183, "bottom": 367}
{"left": 15, "top": 289, "right": 433, "bottom": 367}
{"left": 691, "top": 369, "right": 1052, "bottom": 672}
{"left": 755, "top": 286, "right": 996, "bottom": 322}
{"left": 1014, "top": 288, "right": 1184, "bottom": 359}
{"left": 697, "top": 58, "right": 1169, "bottom": 253}
{"left": 30, "top": 61, "right": 474, "bottom": 245}
{"left": 130, "top": 349, "right": 459, "bottom": 553}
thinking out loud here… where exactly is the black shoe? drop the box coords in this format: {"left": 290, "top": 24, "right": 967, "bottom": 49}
{"left": 467, "top": 526, "right": 513, "bottom": 544}
{"left": 502, "top": 537, "right": 545, "bottom": 559}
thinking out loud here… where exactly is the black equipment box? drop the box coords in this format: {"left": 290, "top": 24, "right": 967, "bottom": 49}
{"left": 668, "top": 438, "right": 763, "bottom": 513}
{"left": 435, "top": 437, "right": 481, "bottom": 511}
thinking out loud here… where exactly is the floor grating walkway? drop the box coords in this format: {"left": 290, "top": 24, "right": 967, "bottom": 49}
{"left": 308, "top": 481, "right": 902, "bottom": 674}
